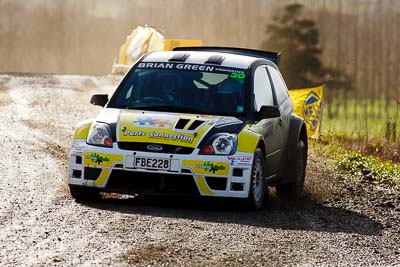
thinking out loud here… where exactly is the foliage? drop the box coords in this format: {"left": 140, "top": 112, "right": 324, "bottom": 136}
{"left": 337, "top": 152, "right": 400, "bottom": 186}
{"left": 260, "top": 3, "right": 350, "bottom": 90}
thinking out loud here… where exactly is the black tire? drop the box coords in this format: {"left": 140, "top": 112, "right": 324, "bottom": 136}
{"left": 246, "top": 148, "right": 268, "bottom": 210}
{"left": 69, "top": 185, "right": 99, "bottom": 202}
{"left": 276, "top": 140, "right": 307, "bottom": 200}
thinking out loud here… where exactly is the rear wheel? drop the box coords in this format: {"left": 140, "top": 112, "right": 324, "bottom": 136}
{"left": 276, "top": 139, "right": 306, "bottom": 199}
{"left": 69, "top": 185, "right": 99, "bottom": 202}
{"left": 246, "top": 148, "right": 268, "bottom": 210}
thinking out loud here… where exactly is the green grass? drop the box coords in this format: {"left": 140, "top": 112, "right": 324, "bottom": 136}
{"left": 322, "top": 98, "right": 399, "bottom": 139}
{"left": 320, "top": 98, "right": 399, "bottom": 162}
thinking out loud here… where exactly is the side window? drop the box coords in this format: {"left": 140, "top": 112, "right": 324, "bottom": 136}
{"left": 267, "top": 66, "right": 289, "bottom": 106}
{"left": 253, "top": 66, "right": 274, "bottom": 111}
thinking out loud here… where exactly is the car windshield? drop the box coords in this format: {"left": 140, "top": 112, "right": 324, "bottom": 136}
{"left": 108, "top": 62, "right": 247, "bottom": 115}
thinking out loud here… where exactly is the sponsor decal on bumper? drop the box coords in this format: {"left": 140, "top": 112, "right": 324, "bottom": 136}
{"left": 182, "top": 160, "right": 229, "bottom": 176}
{"left": 69, "top": 143, "right": 253, "bottom": 198}
{"left": 228, "top": 156, "right": 252, "bottom": 166}
{"left": 83, "top": 152, "right": 123, "bottom": 167}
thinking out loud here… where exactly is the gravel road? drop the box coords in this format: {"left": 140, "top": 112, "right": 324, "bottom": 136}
{"left": 0, "top": 74, "right": 399, "bottom": 266}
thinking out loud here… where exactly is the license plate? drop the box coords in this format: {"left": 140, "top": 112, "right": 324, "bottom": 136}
{"left": 134, "top": 157, "right": 170, "bottom": 170}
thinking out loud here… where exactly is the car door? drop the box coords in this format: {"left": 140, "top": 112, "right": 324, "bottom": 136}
{"left": 267, "top": 66, "right": 293, "bottom": 157}
{"left": 253, "top": 66, "right": 282, "bottom": 176}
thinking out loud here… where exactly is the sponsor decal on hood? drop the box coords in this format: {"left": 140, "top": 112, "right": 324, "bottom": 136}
{"left": 116, "top": 110, "right": 242, "bottom": 148}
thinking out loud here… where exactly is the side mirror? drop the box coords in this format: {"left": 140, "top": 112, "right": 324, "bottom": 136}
{"left": 90, "top": 94, "right": 108, "bottom": 107}
{"left": 257, "top": 105, "right": 280, "bottom": 119}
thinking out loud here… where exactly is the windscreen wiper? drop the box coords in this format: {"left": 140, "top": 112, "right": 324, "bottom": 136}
{"left": 126, "top": 105, "right": 206, "bottom": 114}
{"left": 125, "top": 105, "right": 156, "bottom": 110}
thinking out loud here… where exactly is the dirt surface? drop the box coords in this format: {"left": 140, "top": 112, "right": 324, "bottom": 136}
{"left": 0, "top": 74, "right": 399, "bottom": 266}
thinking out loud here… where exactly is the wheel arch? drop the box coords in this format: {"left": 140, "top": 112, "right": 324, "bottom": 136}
{"left": 257, "top": 140, "right": 266, "bottom": 157}
{"left": 280, "top": 114, "right": 308, "bottom": 184}
{"left": 299, "top": 122, "right": 308, "bottom": 153}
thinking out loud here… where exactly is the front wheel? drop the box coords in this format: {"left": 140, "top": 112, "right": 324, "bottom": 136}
{"left": 276, "top": 139, "right": 307, "bottom": 199}
{"left": 246, "top": 148, "right": 268, "bottom": 210}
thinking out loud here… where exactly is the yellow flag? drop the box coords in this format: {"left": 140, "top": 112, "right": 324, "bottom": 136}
{"left": 112, "top": 26, "right": 165, "bottom": 74}
{"left": 164, "top": 39, "right": 203, "bottom": 51}
{"left": 289, "top": 86, "right": 324, "bottom": 139}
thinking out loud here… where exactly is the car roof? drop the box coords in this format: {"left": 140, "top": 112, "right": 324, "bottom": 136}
{"left": 142, "top": 51, "right": 265, "bottom": 69}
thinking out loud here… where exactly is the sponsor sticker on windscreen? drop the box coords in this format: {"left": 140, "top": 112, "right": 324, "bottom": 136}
{"left": 137, "top": 62, "right": 247, "bottom": 76}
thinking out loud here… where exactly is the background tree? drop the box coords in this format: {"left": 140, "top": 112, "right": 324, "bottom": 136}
{"left": 260, "top": 3, "right": 349, "bottom": 90}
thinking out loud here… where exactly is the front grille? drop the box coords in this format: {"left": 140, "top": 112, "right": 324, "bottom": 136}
{"left": 118, "top": 142, "right": 194, "bottom": 154}
{"left": 84, "top": 167, "right": 102, "bottom": 180}
{"left": 232, "top": 168, "right": 243, "bottom": 177}
{"left": 75, "top": 156, "right": 82, "bottom": 164}
{"left": 205, "top": 177, "right": 227, "bottom": 190}
{"left": 106, "top": 170, "right": 199, "bottom": 196}
{"left": 72, "top": 170, "right": 82, "bottom": 178}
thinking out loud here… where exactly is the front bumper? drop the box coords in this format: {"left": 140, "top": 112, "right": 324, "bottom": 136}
{"left": 68, "top": 139, "right": 254, "bottom": 198}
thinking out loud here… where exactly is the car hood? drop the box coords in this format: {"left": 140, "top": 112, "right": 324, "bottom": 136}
{"left": 95, "top": 108, "right": 244, "bottom": 148}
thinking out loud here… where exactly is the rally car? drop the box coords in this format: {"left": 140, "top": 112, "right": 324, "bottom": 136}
{"left": 68, "top": 46, "right": 308, "bottom": 210}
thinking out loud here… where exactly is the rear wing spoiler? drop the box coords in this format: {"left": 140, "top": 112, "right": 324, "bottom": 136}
{"left": 173, "top": 46, "right": 281, "bottom": 65}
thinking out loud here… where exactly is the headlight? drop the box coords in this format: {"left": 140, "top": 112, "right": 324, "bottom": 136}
{"left": 87, "top": 123, "right": 113, "bottom": 147}
{"left": 210, "top": 133, "right": 237, "bottom": 155}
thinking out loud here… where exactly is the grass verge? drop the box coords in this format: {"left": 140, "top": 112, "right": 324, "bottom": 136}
{"left": 310, "top": 135, "right": 400, "bottom": 188}
{"left": 337, "top": 152, "right": 400, "bottom": 187}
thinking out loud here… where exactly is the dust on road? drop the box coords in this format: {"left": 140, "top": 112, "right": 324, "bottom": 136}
{"left": 0, "top": 74, "right": 399, "bottom": 266}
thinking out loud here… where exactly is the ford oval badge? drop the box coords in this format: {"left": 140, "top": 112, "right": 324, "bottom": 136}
{"left": 147, "top": 144, "right": 163, "bottom": 152}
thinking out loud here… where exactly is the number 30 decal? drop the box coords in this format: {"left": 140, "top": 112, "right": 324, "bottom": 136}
{"left": 230, "top": 72, "right": 246, "bottom": 79}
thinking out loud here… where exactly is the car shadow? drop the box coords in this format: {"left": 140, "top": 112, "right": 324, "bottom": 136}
{"left": 81, "top": 193, "right": 383, "bottom": 236}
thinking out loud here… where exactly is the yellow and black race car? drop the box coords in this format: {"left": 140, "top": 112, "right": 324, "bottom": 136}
{"left": 68, "top": 47, "right": 308, "bottom": 210}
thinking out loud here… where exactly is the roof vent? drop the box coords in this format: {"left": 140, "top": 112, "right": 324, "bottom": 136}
{"left": 168, "top": 53, "right": 190, "bottom": 62}
{"left": 205, "top": 55, "right": 225, "bottom": 65}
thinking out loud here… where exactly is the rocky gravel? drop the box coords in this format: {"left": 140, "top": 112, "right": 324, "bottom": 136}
{"left": 0, "top": 74, "right": 399, "bottom": 266}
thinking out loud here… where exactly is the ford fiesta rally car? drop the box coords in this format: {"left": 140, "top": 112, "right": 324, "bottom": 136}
{"left": 68, "top": 47, "right": 308, "bottom": 210}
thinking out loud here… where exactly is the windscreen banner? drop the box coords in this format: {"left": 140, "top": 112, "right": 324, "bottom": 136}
{"left": 289, "top": 85, "right": 324, "bottom": 139}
